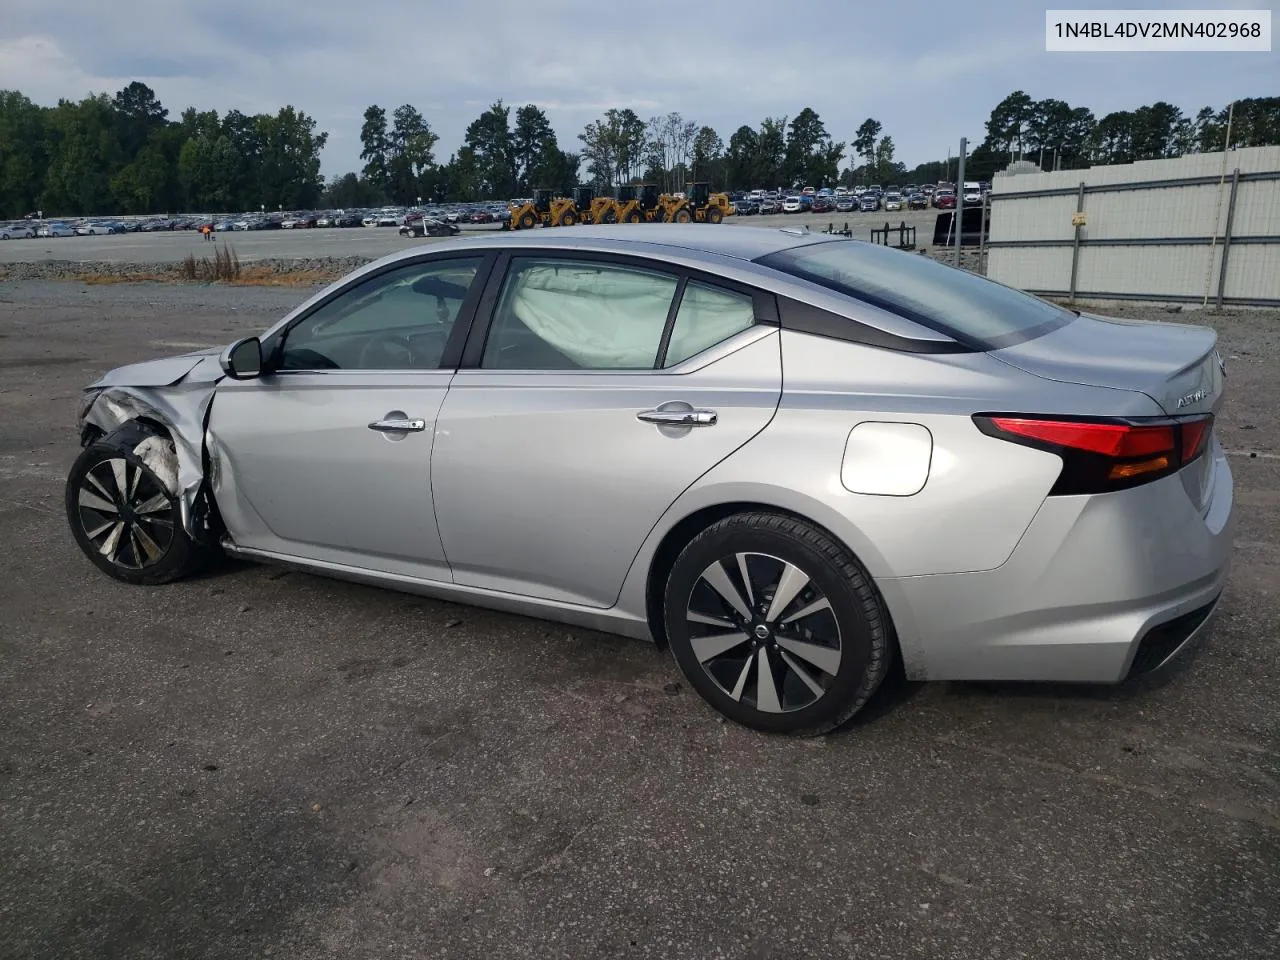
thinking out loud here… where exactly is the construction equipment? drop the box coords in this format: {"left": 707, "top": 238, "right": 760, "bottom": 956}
{"left": 573, "top": 185, "right": 620, "bottom": 225}
{"left": 658, "top": 182, "right": 732, "bottom": 224}
{"left": 610, "top": 184, "right": 664, "bottom": 223}
{"left": 506, "top": 188, "right": 580, "bottom": 229}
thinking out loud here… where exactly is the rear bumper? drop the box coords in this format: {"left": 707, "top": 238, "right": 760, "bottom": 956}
{"left": 878, "top": 445, "right": 1235, "bottom": 683}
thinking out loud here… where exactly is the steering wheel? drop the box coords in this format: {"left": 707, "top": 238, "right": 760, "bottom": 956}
{"left": 357, "top": 332, "right": 422, "bottom": 369}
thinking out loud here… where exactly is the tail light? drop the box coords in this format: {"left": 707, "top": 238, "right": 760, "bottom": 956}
{"left": 973, "top": 413, "right": 1213, "bottom": 495}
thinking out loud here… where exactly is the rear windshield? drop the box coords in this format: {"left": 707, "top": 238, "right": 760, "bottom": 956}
{"left": 757, "top": 239, "right": 1074, "bottom": 349}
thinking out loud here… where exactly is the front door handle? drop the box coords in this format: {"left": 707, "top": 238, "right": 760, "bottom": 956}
{"left": 637, "top": 408, "right": 718, "bottom": 427}
{"left": 368, "top": 418, "right": 427, "bottom": 433}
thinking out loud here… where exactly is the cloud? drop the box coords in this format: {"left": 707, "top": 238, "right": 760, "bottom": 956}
{"left": 0, "top": 0, "right": 1273, "bottom": 176}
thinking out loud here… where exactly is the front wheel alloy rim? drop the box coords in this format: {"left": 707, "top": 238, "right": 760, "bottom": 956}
{"left": 77, "top": 458, "right": 174, "bottom": 569}
{"left": 684, "top": 552, "right": 841, "bottom": 714}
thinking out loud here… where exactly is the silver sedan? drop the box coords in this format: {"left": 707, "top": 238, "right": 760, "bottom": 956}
{"left": 66, "top": 226, "right": 1234, "bottom": 733}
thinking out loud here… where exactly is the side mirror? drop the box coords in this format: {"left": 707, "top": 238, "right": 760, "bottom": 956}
{"left": 219, "top": 337, "right": 263, "bottom": 380}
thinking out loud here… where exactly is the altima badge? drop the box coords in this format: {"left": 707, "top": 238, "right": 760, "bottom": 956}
{"left": 1177, "top": 388, "right": 1208, "bottom": 408}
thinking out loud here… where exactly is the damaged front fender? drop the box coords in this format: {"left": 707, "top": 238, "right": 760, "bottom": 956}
{"left": 80, "top": 354, "right": 224, "bottom": 540}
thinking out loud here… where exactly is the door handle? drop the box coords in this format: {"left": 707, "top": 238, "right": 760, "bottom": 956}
{"left": 637, "top": 408, "right": 718, "bottom": 426}
{"left": 368, "top": 418, "right": 427, "bottom": 433}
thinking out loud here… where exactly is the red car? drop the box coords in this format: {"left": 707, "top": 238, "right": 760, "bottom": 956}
{"left": 933, "top": 191, "right": 956, "bottom": 209}
{"left": 811, "top": 197, "right": 836, "bottom": 213}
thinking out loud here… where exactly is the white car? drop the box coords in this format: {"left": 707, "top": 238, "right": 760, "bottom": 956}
{"left": 781, "top": 196, "right": 804, "bottom": 214}
{"left": 0, "top": 224, "right": 37, "bottom": 239}
{"left": 37, "top": 223, "right": 76, "bottom": 238}
{"left": 884, "top": 193, "right": 904, "bottom": 212}
{"left": 361, "top": 215, "right": 379, "bottom": 227}
{"left": 78, "top": 222, "right": 118, "bottom": 236}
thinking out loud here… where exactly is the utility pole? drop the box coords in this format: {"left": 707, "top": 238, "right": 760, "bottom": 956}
{"left": 954, "top": 137, "right": 967, "bottom": 267}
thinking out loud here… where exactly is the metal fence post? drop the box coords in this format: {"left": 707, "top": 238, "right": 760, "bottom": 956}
{"left": 954, "top": 138, "right": 967, "bottom": 267}
{"left": 1068, "top": 181, "right": 1086, "bottom": 303}
{"left": 1215, "top": 168, "right": 1241, "bottom": 309}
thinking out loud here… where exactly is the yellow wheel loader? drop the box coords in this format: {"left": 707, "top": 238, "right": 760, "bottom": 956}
{"left": 507, "top": 189, "right": 580, "bottom": 229}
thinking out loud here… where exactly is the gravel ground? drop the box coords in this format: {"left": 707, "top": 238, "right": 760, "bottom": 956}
{"left": 1, "top": 281, "right": 1277, "bottom": 960}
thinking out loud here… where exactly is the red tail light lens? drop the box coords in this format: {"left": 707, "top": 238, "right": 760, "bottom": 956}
{"left": 974, "top": 414, "right": 1213, "bottom": 495}
{"left": 987, "top": 418, "right": 1175, "bottom": 458}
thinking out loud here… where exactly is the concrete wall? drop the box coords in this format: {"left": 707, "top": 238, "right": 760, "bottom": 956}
{"left": 985, "top": 146, "right": 1280, "bottom": 306}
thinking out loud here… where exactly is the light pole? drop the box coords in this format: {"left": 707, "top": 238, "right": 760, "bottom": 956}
{"left": 417, "top": 195, "right": 422, "bottom": 209}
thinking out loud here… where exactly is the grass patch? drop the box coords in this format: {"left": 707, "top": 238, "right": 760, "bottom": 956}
{"left": 81, "top": 273, "right": 171, "bottom": 285}
{"left": 231, "top": 265, "right": 339, "bottom": 286}
{"left": 180, "top": 244, "right": 241, "bottom": 282}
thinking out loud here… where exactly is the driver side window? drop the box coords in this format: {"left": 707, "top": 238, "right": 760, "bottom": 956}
{"left": 280, "top": 257, "right": 483, "bottom": 370}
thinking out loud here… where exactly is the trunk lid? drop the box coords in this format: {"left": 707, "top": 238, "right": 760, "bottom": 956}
{"left": 992, "top": 312, "right": 1224, "bottom": 416}
{"left": 992, "top": 312, "right": 1225, "bottom": 510}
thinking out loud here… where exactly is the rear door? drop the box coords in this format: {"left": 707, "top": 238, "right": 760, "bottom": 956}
{"left": 430, "top": 252, "right": 783, "bottom": 608}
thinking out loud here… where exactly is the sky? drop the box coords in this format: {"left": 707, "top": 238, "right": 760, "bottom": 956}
{"left": 1, "top": 0, "right": 1275, "bottom": 177}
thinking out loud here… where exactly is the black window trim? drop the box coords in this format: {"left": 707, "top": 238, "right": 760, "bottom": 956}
{"left": 457, "top": 248, "right": 779, "bottom": 372}
{"left": 262, "top": 250, "right": 498, "bottom": 374}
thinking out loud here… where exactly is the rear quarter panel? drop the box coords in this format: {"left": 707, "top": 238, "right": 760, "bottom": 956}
{"left": 616, "top": 330, "right": 1170, "bottom": 622}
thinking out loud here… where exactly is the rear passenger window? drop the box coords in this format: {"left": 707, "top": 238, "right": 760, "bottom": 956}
{"left": 482, "top": 258, "right": 678, "bottom": 370}
{"left": 663, "top": 282, "right": 756, "bottom": 367}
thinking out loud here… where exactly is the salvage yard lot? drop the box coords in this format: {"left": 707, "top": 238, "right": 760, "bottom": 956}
{"left": 1, "top": 279, "right": 1277, "bottom": 959}
{"left": 0, "top": 208, "right": 939, "bottom": 265}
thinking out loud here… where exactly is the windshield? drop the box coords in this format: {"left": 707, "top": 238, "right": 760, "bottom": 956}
{"left": 757, "top": 239, "right": 1074, "bottom": 349}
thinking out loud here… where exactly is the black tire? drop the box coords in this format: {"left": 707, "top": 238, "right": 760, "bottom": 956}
{"left": 663, "top": 512, "right": 890, "bottom": 735}
{"left": 601, "top": 209, "right": 618, "bottom": 224}
{"left": 705, "top": 205, "right": 724, "bottom": 224}
{"left": 65, "top": 436, "right": 207, "bottom": 585}
{"left": 558, "top": 210, "right": 578, "bottom": 227}
{"left": 673, "top": 208, "right": 692, "bottom": 223}
{"left": 623, "top": 210, "right": 642, "bottom": 224}
{"left": 518, "top": 211, "right": 536, "bottom": 229}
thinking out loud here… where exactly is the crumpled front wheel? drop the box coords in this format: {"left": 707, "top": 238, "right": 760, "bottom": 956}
{"left": 65, "top": 433, "right": 207, "bottom": 585}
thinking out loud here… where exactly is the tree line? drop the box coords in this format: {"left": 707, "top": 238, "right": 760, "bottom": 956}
{"left": 0, "top": 82, "right": 1276, "bottom": 219}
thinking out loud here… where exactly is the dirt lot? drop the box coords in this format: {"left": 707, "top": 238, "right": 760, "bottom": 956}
{"left": 1, "top": 280, "right": 1277, "bottom": 960}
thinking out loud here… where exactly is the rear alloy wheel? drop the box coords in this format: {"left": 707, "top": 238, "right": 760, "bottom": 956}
{"left": 65, "top": 439, "right": 206, "bottom": 585}
{"left": 664, "top": 512, "right": 890, "bottom": 734}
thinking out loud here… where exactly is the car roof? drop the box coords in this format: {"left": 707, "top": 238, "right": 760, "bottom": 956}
{"left": 412, "top": 224, "right": 837, "bottom": 262}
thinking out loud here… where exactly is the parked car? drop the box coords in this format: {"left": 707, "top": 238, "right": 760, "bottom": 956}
{"left": 336, "top": 214, "right": 364, "bottom": 228}
{"left": 834, "top": 196, "right": 857, "bottom": 212}
{"left": 38, "top": 222, "right": 76, "bottom": 237}
{"left": 858, "top": 194, "right": 880, "bottom": 212}
{"left": 811, "top": 196, "right": 835, "bottom": 214}
{"left": 883, "top": 193, "right": 904, "bottom": 212}
{"left": 908, "top": 193, "right": 929, "bottom": 210}
{"left": 781, "top": 196, "right": 804, "bottom": 214}
{"left": 399, "top": 217, "right": 461, "bottom": 238}
{"left": 933, "top": 191, "right": 956, "bottom": 209}
{"left": 65, "top": 225, "right": 1233, "bottom": 734}
{"left": 0, "top": 223, "right": 37, "bottom": 239}
{"left": 757, "top": 198, "right": 779, "bottom": 215}
{"left": 734, "top": 199, "right": 759, "bottom": 216}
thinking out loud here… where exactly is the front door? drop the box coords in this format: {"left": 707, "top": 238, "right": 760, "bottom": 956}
{"left": 208, "top": 255, "right": 488, "bottom": 580}
{"left": 431, "top": 254, "right": 782, "bottom": 607}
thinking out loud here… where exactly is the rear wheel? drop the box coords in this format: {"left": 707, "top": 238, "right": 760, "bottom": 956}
{"left": 65, "top": 438, "right": 207, "bottom": 585}
{"left": 705, "top": 205, "right": 724, "bottom": 224}
{"left": 663, "top": 512, "right": 890, "bottom": 734}
{"left": 673, "top": 207, "right": 692, "bottom": 223}
{"left": 518, "top": 211, "right": 536, "bottom": 229}
{"left": 558, "top": 210, "right": 578, "bottom": 227}
{"left": 624, "top": 210, "right": 643, "bottom": 224}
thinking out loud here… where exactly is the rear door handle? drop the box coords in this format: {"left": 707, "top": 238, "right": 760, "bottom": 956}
{"left": 368, "top": 418, "right": 427, "bottom": 433}
{"left": 637, "top": 408, "right": 718, "bottom": 427}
